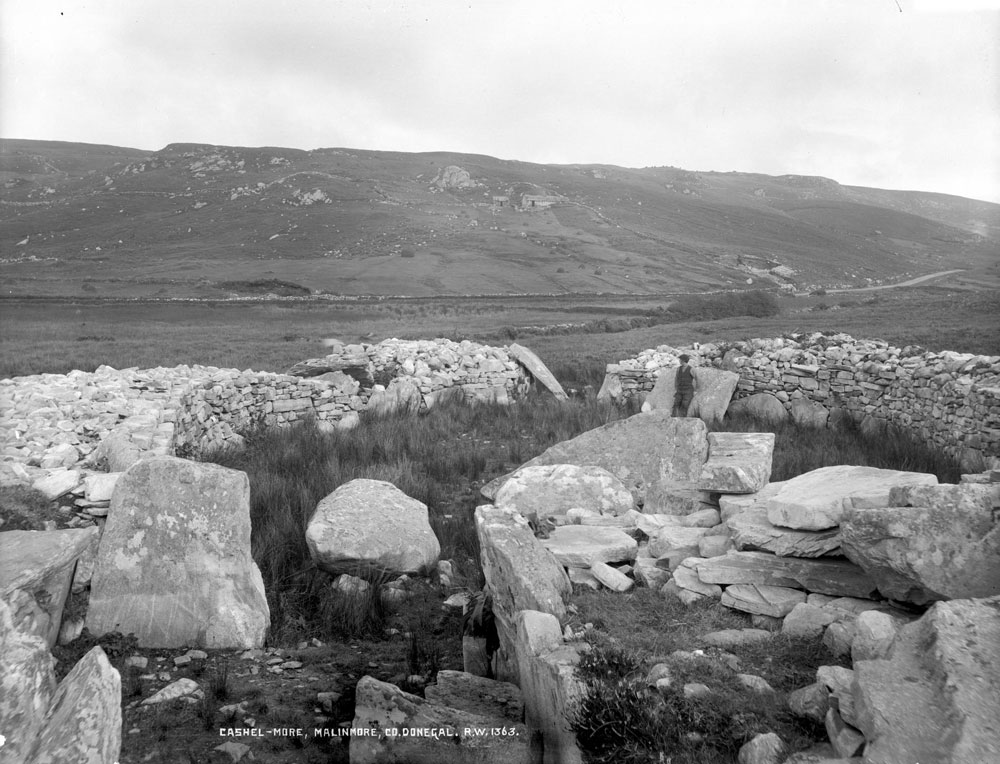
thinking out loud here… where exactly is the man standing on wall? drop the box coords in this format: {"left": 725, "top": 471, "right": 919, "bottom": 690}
{"left": 672, "top": 354, "right": 696, "bottom": 417}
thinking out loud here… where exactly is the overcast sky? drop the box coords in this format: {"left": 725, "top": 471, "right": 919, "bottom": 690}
{"left": 3, "top": 0, "right": 999, "bottom": 202}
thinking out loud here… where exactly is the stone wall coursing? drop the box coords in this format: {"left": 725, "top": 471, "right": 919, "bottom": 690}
{"left": 171, "top": 370, "right": 364, "bottom": 456}
{"left": 294, "top": 338, "right": 531, "bottom": 402}
{"left": 1, "top": 339, "right": 534, "bottom": 474}
{"left": 603, "top": 332, "right": 1000, "bottom": 466}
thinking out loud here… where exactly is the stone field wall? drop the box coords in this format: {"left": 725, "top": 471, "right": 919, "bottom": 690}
{"left": 601, "top": 332, "right": 1000, "bottom": 466}
{"left": 1, "top": 338, "right": 533, "bottom": 474}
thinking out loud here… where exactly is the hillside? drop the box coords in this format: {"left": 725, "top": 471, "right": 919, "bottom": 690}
{"left": 1, "top": 139, "right": 997, "bottom": 298}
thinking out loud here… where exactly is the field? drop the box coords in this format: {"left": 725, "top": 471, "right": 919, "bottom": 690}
{"left": 1, "top": 285, "right": 997, "bottom": 381}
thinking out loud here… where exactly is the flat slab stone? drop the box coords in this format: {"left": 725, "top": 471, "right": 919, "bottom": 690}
{"left": 424, "top": 670, "right": 524, "bottom": 722}
{"left": 542, "top": 525, "right": 638, "bottom": 568}
{"left": 642, "top": 366, "right": 740, "bottom": 423}
{"left": 766, "top": 465, "right": 939, "bottom": 531}
{"left": 673, "top": 558, "right": 722, "bottom": 598}
{"left": 351, "top": 676, "right": 531, "bottom": 764}
{"left": 590, "top": 561, "right": 634, "bottom": 592}
{"left": 853, "top": 596, "right": 1000, "bottom": 764}
{"left": 693, "top": 551, "right": 880, "bottom": 599}
{"left": 31, "top": 469, "right": 81, "bottom": 500}
{"left": 82, "top": 472, "right": 122, "bottom": 503}
{"left": 0, "top": 527, "right": 100, "bottom": 648}
{"left": 702, "top": 628, "right": 771, "bottom": 648}
{"left": 841, "top": 484, "right": 1000, "bottom": 604}
{"left": 493, "top": 463, "right": 634, "bottom": 522}
{"left": 720, "top": 583, "right": 807, "bottom": 617}
{"left": 508, "top": 343, "right": 568, "bottom": 400}
{"left": 698, "top": 432, "right": 774, "bottom": 494}
{"left": 481, "top": 411, "right": 708, "bottom": 505}
{"left": 728, "top": 507, "right": 842, "bottom": 558}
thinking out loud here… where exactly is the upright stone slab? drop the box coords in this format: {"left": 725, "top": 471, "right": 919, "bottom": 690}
{"left": 25, "top": 646, "right": 122, "bottom": 764}
{"left": 493, "top": 464, "right": 634, "bottom": 523}
{"left": 508, "top": 343, "right": 568, "bottom": 400}
{"left": 351, "top": 676, "right": 531, "bottom": 764}
{"left": 481, "top": 411, "right": 708, "bottom": 505}
{"left": 0, "top": 596, "right": 56, "bottom": 764}
{"left": 0, "top": 527, "right": 99, "bottom": 648}
{"left": 698, "top": 432, "right": 774, "bottom": 494}
{"left": 766, "top": 466, "right": 939, "bottom": 531}
{"left": 642, "top": 366, "right": 739, "bottom": 423}
{"left": 86, "top": 456, "right": 269, "bottom": 648}
{"left": 307, "top": 479, "right": 441, "bottom": 576}
{"left": 853, "top": 596, "right": 1000, "bottom": 764}
{"left": 476, "top": 506, "right": 571, "bottom": 682}
{"left": 840, "top": 484, "right": 1000, "bottom": 604}
{"left": 694, "top": 550, "right": 879, "bottom": 599}
{"left": 424, "top": 670, "right": 524, "bottom": 722}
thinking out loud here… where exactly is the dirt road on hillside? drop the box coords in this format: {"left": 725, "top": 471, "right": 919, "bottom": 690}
{"left": 826, "top": 269, "right": 966, "bottom": 294}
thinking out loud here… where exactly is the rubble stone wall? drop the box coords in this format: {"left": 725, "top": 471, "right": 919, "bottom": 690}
{"left": 604, "top": 333, "right": 1000, "bottom": 465}
{"left": 172, "top": 339, "right": 531, "bottom": 456}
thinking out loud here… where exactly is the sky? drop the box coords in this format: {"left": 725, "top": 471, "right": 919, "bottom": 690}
{"left": 2, "top": 0, "right": 999, "bottom": 203}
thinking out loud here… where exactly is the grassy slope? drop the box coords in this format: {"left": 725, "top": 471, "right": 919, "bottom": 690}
{"left": 2, "top": 140, "right": 997, "bottom": 298}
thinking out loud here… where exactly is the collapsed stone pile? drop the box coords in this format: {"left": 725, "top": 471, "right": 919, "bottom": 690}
{"left": 471, "top": 407, "right": 1000, "bottom": 763}
{"left": 600, "top": 332, "right": 1000, "bottom": 467}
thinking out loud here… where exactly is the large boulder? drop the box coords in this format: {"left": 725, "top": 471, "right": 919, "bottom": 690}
{"left": 351, "top": 676, "right": 531, "bottom": 764}
{"left": 726, "top": 393, "right": 787, "bottom": 424}
{"left": 853, "top": 596, "right": 1000, "bottom": 763}
{"left": 482, "top": 411, "right": 709, "bottom": 505}
{"left": 698, "top": 432, "right": 774, "bottom": 494}
{"left": 86, "top": 456, "right": 269, "bottom": 648}
{"left": 642, "top": 366, "right": 740, "bottom": 423}
{"left": 0, "top": 527, "right": 99, "bottom": 647}
{"left": 693, "top": 551, "right": 879, "bottom": 599}
{"left": 0, "top": 596, "right": 56, "bottom": 764}
{"left": 25, "top": 646, "right": 122, "bottom": 764}
{"left": 307, "top": 479, "right": 440, "bottom": 576}
{"left": 766, "top": 466, "right": 939, "bottom": 531}
{"left": 840, "top": 484, "right": 1000, "bottom": 604}
{"left": 493, "top": 464, "right": 634, "bottom": 523}
{"left": 789, "top": 398, "right": 829, "bottom": 428}
{"left": 508, "top": 343, "right": 568, "bottom": 400}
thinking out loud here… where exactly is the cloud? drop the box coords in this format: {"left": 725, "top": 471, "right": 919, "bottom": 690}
{"left": 1, "top": 0, "right": 998, "bottom": 201}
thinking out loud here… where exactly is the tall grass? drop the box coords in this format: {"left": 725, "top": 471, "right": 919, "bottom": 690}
{"left": 203, "top": 392, "right": 634, "bottom": 643}
{"left": 202, "top": 384, "right": 962, "bottom": 644}
{"left": 713, "top": 410, "right": 963, "bottom": 483}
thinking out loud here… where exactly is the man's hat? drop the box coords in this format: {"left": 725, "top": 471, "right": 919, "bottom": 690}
{"left": 678, "top": 354, "right": 690, "bottom": 363}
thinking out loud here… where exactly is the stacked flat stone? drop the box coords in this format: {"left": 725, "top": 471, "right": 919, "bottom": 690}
{"left": 171, "top": 370, "right": 364, "bottom": 455}
{"left": 309, "top": 337, "right": 530, "bottom": 401}
{"left": 601, "top": 333, "right": 1000, "bottom": 466}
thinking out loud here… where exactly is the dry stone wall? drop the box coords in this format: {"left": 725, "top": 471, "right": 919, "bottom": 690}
{"left": 1, "top": 339, "right": 535, "bottom": 472}
{"left": 601, "top": 332, "right": 1000, "bottom": 466}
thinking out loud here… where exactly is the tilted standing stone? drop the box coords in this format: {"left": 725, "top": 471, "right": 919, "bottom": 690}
{"left": 86, "top": 456, "right": 269, "bottom": 648}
